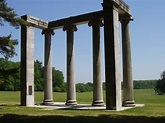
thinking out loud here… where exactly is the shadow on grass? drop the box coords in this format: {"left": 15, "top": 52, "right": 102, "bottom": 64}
{"left": 0, "top": 114, "right": 165, "bottom": 123}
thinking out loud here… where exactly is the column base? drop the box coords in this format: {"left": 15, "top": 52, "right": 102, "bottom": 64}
{"left": 92, "top": 100, "right": 105, "bottom": 106}
{"left": 106, "top": 107, "right": 121, "bottom": 111}
{"left": 43, "top": 99, "right": 54, "bottom": 106}
{"left": 65, "top": 100, "right": 77, "bottom": 106}
{"left": 122, "top": 100, "right": 135, "bottom": 107}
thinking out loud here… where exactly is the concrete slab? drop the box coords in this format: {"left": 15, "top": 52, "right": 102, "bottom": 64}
{"left": 34, "top": 102, "right": 144, "bottom": 111}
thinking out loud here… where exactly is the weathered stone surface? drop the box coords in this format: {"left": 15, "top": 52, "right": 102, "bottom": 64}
{"left": 112, "top": 0, "right": 131, "bottom": 15}
{"left": 63, "top": 24, "right": 77, "bottom": 106}
{"left": 22, "top": 15, "right": 48, "bottom": 29}
{"left": 21, "top": 23, "right": 34, "bottom": 106}
{"left": 102, "top": 1, "right": 122, "bottom": 110}
{"left": 89, "top": 19, "right": 104, "bottom": 106}
{"left": 49, "top": 11, "right": 103, "bottom": 30}
{"left": 121, "top": 17, "right": 135, "bottom": 107}
{"left": 42, "top": 29, "right": 54, "bottom": 105}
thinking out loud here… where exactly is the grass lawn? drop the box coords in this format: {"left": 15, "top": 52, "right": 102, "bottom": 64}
{"left": 0, "top": 89, "right": 165, "bottom": 123}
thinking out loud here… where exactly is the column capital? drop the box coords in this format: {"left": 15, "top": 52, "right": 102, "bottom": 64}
{"left": 120, "top": 15, "right": 133, "bottom": 23}
{"left": 42, "top": 29, "right": 55, "bottom": 35}
{"left": 88, "top": 19, "right": 104, "bottom": 27}
{"left": 63, "top": 24, "right": 77, "bottom": 32}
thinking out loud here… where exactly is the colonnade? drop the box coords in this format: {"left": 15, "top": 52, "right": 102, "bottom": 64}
{"left": 21, "top": 0, "right": 135, "bottom": 110}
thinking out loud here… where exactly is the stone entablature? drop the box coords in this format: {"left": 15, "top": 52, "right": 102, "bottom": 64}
{"left": 49, "top": 10, "right": 103, "bottom": 30}
{"left": 22, "top": 15, "right": 48, "bottom": 29}
{"left": 112, "top": 0, "right": 131, "bottom": 15}
{"left": 24, "top": 0, "right": 131, "bottom": 30}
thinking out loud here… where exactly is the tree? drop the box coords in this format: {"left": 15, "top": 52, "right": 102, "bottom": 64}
{"left": 76, "top": 82, "right": 93, "bottom": 93}
{"left": 0, "top": 0, "right": 28, "bottom": 58}
{"left": 34, "top": 60, "right": 66, "bottom": 92}
{"left": 0, "top": 58, "right": 66, "bottom": 92}
{"left": 76, "top": 83, "right": 87, "bottom": 93}
{"left": 0, "top": 59, "right": 67, "bottom": 92}
{"left": 52, "top": 68, "right": 66, "bottom": 92}
{"left": 0, "top": 0, "right": 28, "bottom": 85}
{"left": 0, "top": 58, "right": 20, "bottom": 91}
{"left": 160, "top": 71, "right": 165, "bottom": 79}
{"left": 133, "top": 80, "right": 157, "bottom": 89}
{"left": 155, "top": 71, "right": 165, "bottom": 95}
{"left": 34, "top": 60, "right": 44, "bottom": 91}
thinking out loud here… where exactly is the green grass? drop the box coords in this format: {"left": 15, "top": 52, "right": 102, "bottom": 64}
{"left": 0, "top": 89, "right": 165, "bottom": 123}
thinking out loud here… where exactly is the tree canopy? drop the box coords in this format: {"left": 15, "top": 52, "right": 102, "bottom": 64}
{"left": 0, "top": 0, "right": 28, "bottom": 58}
{"left": 133, "top": 80, "right": 157, "bottom": 89}
{"left": 0, "top": 58, "right": 20, "bottom": 91}
{"left": 155, "top": 71, "right": 165, "bottom": 95}
{"left": 34, "top": 60, "right": 66, "bottom": 92}
{"left": 0, "top": 59, "right": 66, "bottom": 92}
{"left": 160, "top": 71, "right": 165, "bottom": 79}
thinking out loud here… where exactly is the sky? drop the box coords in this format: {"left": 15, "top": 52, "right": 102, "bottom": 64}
{"left": 1, "top": 0, "right": 165, "bottom": 83}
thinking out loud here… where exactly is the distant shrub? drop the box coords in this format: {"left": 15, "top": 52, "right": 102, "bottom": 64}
{"left": 155, "top": 78, "right": 165, "bottom": 95}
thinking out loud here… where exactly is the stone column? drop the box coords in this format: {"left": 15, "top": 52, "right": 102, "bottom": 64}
{"left": 120, "top": 16, "right": 135, "bottom": 107}
{"left": 102, "top": 0, "right": 122, "bottom": 110}
{"left": 21, "top": 15, "right": 34, "bottom": 106}
{"left": 42, "top": 29, "right": 54, "bottom": 105}
{"left": 88, "top": 19, "right": 104, "bottom": 106}
{"left": 63, "top": 24, "right": 77, "bottom": 106}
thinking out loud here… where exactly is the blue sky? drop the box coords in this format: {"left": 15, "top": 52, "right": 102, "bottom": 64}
{"left": 1, "top": 0, "right": 165, "bottom": 83}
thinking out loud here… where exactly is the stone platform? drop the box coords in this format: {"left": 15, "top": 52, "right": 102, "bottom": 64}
{"left": 34, "top": 102, "right": 144, "bottom": 111}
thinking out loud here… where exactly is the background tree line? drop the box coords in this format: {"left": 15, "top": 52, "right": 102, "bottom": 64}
{"left": 0, "top": 58, "right": 93, "bottom": 92}
{"left": 0, "top": 58, "right": 158, "bottom": 92}
{"left": 133, "top": 80, "right": 157, "bottom": 89}
{"left": 34, "top": 60, "right": 66, "bottom": 92}
{"left": 0, "top": 58, "right": 66, "bottom": 92}
{"left": 103, "top": 80, "right": 157, "bottom": 91}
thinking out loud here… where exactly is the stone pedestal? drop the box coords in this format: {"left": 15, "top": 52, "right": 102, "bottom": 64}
{"left": 42, "top": 29, "right": 54, "bottom": 105}
{"left": 89, "top": 20, "right": 104, "bottom": 106}
{"left": 63, "top": 24, "right": 77, "bottom": 106}
{"left": 21, "top": 16, "right": 34, "bottom": 106}
{"left": 102, "top": 0, "right": 122, "bottom": 110}
{"left": 121, "top": 17, "right": 135, "bottom": 107}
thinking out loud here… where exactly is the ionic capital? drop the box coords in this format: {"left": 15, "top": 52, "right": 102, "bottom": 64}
{"left": 88, "top": 19, "right": 104, "bottom": 27}
{"left": 120, "top": 15, "right": 133, "bottom": 24}
{"left": 63, "top": 24, "right": 77, "bottom": 32}
{"left": 42, "top": 29, "right": 55, "bottom": 35}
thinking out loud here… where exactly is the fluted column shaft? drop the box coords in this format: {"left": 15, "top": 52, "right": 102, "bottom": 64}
{"left": 121, "top": 17, "right": 135, "bottom": 107}
{"left": 63, "top": 24, "right": 77, "bottom": 106}
{"left": 42, "top": 29, "right": 54, "bottom": 105}
{"left": 89, "top": 19, "right": 104, "bottom": 106}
